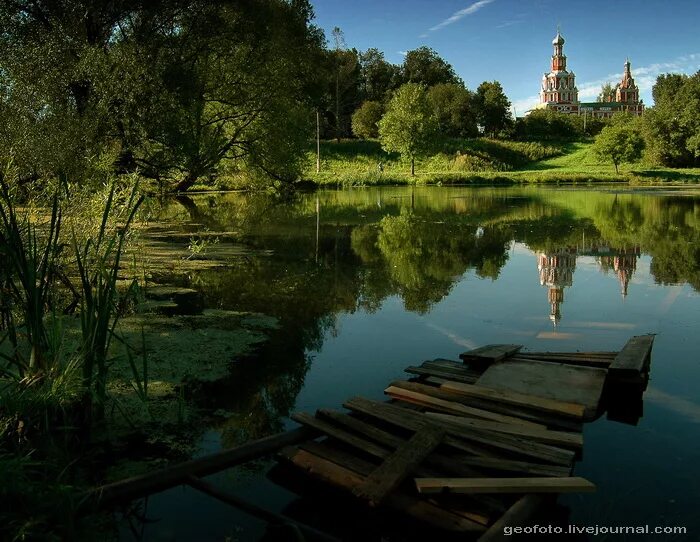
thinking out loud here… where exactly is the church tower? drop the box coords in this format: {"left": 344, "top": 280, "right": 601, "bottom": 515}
{"left": 540, "top": 30, "right": 579, "bottom": 112}
{"left": 615, "top": 59, "right": 644, "bottom": 114}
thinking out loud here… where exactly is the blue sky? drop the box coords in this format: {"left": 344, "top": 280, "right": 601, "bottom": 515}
{"left": 311, "top": 0, "right": 700, "bottom": 112}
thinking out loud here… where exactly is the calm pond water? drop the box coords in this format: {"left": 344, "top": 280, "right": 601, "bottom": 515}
{"left": 123, "top": 186, "right": 700, "bottom": 541}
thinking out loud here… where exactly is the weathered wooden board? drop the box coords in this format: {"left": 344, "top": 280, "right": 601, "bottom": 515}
{"left": 512, "top": 354, "right": 613, "bottom": 368}
{"left": 460, "top": 345, "right": 523, "bottom": 364}
{"left": 353, "top": 426, "right": 444, "bottom": 505}
{"left": 405, "top": 365, "right": 479, "bottom": 384}
{"left": 415, "top": 476, "right": 596, "bottom": 495}
{"left": 424, "top": 412, "right": 583, "bottom": 450}
{"left": 280, "top": 447, "right": 487, "bottom": 532}
{"left": 386, "top": 381, "right": 545, "bottom": 427}
{"left": 609, "top": 335, "right": 655, "bottom": 377}
{"left": 439, "top": 382, "right": 586, "bottom": 420}
{"left": 476, "top": 359, "right": 607, "bottom": 420}
{"left": 346, "top": 397, "right": 576, "bottom": 466}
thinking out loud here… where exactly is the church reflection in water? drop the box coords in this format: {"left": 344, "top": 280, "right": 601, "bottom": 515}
{"left": 537, "top": 245, "right": 641, "bottom": 325}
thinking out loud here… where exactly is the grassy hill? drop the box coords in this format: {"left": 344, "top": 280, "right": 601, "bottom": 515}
{"left": 303, "top": 138, "right": 700, "bottom": 186}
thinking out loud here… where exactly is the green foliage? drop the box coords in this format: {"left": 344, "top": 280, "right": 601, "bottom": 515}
{"left": 643, "top": 72, "right": 700, "bottom": 167}
{"left": 401, "top": 47, "right": 462, "bottom": 87}
{"left": 378, "top": 84, "right": 438, "bottom": 175}
{"left": 351, "top": 101, "right": 383, "bottom": 139}
{"left": 593, "top": 120, "right": 645, "bottom": 173}
{"left": 597, "top": 82, "right": 616, "bottom": 102}
{"left": 474, "top": 81, "right": 513, "bottom": 137}
{"left": 427, "top": 83, "right": 478, "bottom": 138}
{"left": 515, "top": 109, "right": 608, "bottom": 140}
{"left": 358, "top": 48, "right": 400, "bottom": 102}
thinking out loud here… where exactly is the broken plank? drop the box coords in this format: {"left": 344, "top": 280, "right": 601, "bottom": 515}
{"left": 290, "top": 412, "right": 391, "bottom": 459}
{"left": 405, "top": 365, "right": 479, "bottom": 384}
{"left": 389, "top": 380, "right": 582, "bottom": 432}
{"left": 439, "top": 381, "right": 586, "bottom": 420}
{"left": 609, "top": 335, "right": 655, "bottom": 377}
{"left": 424, "top": 412, "right": 583, "bottom": 450}
{"left": 353, "top": 426, "right": 444, "bottom": 505}
{"left": 460, "top": 344, "right": 523, "bottom": 364}
{"left": 346, "top": 397, "right": 575, "bottom": 466}
{"left": 386, "top": 382, "right": 545, "bottom": 428}
{"left": 279, "top": 447, "right": 486, "bottom": 532}
{"left": 415, "top": 477, "right": 596, "bottom": 495}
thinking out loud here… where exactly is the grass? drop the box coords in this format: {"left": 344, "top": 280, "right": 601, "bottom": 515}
{"left": 301, "top": 138, "right": 700, "bottom": 186}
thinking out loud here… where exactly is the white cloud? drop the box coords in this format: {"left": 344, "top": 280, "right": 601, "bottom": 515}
{"left": 512, "top": 94, "right": 541, "bottom": 115}
{"left": 398, "top": 50, "right": 408, "bottom": 57}
{"left": 423, "top": 0, "right": 495, "bottom": 36}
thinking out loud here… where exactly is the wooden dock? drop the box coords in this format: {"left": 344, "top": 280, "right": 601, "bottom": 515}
{"left": 88, "top": 335, "right": 655, "bottom": 541}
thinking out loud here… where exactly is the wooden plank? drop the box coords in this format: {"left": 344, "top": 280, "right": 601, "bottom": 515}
{"left": 386, "top": 382, "right": 545, "bottom": 428}
{"left": 477, "top": 359, "right": 607, "bottom": 420}
{"left": 405, "top": 365, "right": 479, "bottom": 384}
{"left": 186, "top": 475, "right": 341, "bottom": 542}
{"left": 298, "top": 440, "right": 507, "bottom": 518}
{"left": 424, "top": 412, "right": 583, "bottom": 450}
{"left": 389, "top": 380, "right": 582, "bottom": 432}
{"left": 609, "top": 335, "right": 655, "bottom": 376}
{"left": 422, "top": 360, "right": 483, "bottom": 378}
{"left": 346, "top": 397, "right": 575, "bottom": 467}
{"left": 290, "top": 412, "right": 390, "bottom": 459}
{"left": 353, "top": 426, "right": 444, "bottom": 505}
{"left": 415, "top": 477, "right": 596, "bottom": 495}
{"left": 87, "top": 426, "right": 316, "bottom": 508}
{"left": 317, "top": 410, "right": 567, "bottom": 478}
{"left": 279, "top": 447, "right": 486, "bottom": 532}
{"left": 477, "top": 495, "right": 545, "bottom": 542}
{"left": 439, "top": 382, "right": 586, "bottom": 420}
{"left": 460, "top": 344, "right": 523, "bottom": 364}
{"left": 512, "top": 354, "right": 613, "bottom": 368}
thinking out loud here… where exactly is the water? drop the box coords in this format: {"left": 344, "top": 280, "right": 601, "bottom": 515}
{"left": 124, "top": 186, "right": 700, "bottom": 541}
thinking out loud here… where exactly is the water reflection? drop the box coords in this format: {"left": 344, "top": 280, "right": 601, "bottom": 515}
{"left": 130, "top": 186, "right": 700, "bottom": 541}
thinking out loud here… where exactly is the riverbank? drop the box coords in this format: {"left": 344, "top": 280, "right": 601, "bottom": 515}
{"left": 301, "top": 139, "right": 700, "bottom": 187}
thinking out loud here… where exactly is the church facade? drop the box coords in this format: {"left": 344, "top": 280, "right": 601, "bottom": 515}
{"left": 536, "top": 31, "right": 644, "bottom": 118}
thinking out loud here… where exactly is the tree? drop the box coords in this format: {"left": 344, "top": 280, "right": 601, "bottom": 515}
{"left": 426, "top": 83, "right": 478, "bottom": 138}
{"left": 643, "top": 72, "right": 700, "bottom": 167}
{"left": 474, "top": 81, "right": 512, "bottom": 137}
{"left": 352, "top": 101, "right": 383, "bottom": 139}
{"left": 378, "top": 83, "right": 437, "bottom": 176}
{"left": 597, "top": 82, "right": 615, "bottom": 102}
{"left": 358, "top": 48, "right": 400, "bottom": 103}
{"left": 401, "top": 47, "right": 461, "bottom": 87}
{"left": 593, "top": 122, "right": 645, "bottom": 173}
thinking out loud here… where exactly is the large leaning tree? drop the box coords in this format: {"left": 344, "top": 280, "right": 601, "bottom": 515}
{"left": 378, "top": 83, "right": 437, "bottom": 176}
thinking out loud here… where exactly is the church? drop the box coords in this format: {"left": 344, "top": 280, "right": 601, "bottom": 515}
{"left": 536, "top": 30, "right": 645, "bottom": 118}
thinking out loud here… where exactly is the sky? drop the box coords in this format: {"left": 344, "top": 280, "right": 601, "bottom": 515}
{"left": 310, "top": 0, "right": 700, "bottom": 113}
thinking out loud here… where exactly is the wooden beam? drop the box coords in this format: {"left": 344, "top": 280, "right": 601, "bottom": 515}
{"left": 280, "top": 447, "right": 486, "bottom": 532}
{"left": 415, "top": 477, "right": 596, "bottom": 495}
{"left": 511, "top": 354, "right": 612, "bottom": 368}
{"left": 345, "top": 397, "right": 575, "bottom": 466}
{"left": 423, "top": 412, "right": 583, "bottom": 450}
{"left": 405, "top": 365, "right": 479, "bottom": 384}
{"left": 353, "top": 426, "right": 444, "bottom": 506}
{"left": 439, "top": 382, "right": 586, "bottom": 420}
{"left": 460, "top": 345, "right": 523, "bottom": 364}
{"left": 391, "top": 381, "right": 582, "bottom": 432}
{"left": 385, "top": 382, "right": 545, "bottom": 427}
{"left": 186, "top": 475, "right": 341, "bottom": 542}
{"left": 477, "top": 495, "right": 545, "bottom": 542}
{"left": 87, "top": 426, "right": 316, "bottom": 508}
{"left": 609, "top": 335, "right": 655, "bottom": 377}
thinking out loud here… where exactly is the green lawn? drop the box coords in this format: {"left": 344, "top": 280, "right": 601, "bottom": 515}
{"left": 303, "top": 138, "right": 700, "bottom": 186}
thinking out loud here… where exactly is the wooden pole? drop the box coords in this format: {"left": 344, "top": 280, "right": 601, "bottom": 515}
{"left": 86, "top": 427, "right": 316, "bottom": 509}
{"left": 316, "top": 110, "right": 321, "bottom": 173}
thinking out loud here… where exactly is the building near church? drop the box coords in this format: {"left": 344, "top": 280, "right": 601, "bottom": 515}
{"left": 535, "top": 30, "right": 644, "bottom": 118}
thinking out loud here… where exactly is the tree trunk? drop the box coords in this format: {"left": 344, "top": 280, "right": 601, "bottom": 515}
{"left": 174, "top": 173, "right": 199, "bottom": 193}
{"left": 410, "top": 157, "right": 415, "bottom": 177}
{"left": 614, "top": 161, "right": 619, "bottom": 174}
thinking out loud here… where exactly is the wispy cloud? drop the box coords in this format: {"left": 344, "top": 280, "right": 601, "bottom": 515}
{"left": 496, "top": 19, "right": 522, "bottom": 29}
{"left": 398, "top": 50, "right": 408, "bottom": 57}
{"left": 512, "top": 52, "right": 700, "bottom": 114}
{"left": 421, "top": 0, "right": 495, "bottom": 38}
